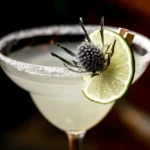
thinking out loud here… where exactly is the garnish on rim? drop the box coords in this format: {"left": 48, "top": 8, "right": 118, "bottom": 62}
{"left": 51, "top": 17, "right": 135, "bottom": 104}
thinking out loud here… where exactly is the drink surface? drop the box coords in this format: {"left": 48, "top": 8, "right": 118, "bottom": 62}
{"left": 2, "top": 42, "right": 149, "bottom": 131}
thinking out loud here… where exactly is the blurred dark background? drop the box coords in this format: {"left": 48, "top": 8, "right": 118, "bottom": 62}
{"left": 0, "top": 0, "right": 150, "bottom": 150}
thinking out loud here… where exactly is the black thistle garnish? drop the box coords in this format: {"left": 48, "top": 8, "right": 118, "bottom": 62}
{"left": 77, "top": 42, "right": 105, "bottom": 73}
{"left": 51, "top": 17, "right": 116, "bottom": 77}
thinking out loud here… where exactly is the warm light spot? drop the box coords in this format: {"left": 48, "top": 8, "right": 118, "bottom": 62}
{"left": 49, "top": 40, "right": 55, "bottom": 45}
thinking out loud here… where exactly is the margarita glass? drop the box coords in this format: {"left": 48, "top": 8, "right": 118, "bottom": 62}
{"left": 0, "top": 25, "right": 150, "bottom": 150}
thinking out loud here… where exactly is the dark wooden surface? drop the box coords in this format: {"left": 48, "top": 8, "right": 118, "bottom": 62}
{"left": 0, "top": 1, "right": 150, "bottom": 150}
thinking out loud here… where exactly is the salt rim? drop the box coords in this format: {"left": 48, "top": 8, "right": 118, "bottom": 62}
{"left": 0, "top": 25, "right": 150, "bottom": 77}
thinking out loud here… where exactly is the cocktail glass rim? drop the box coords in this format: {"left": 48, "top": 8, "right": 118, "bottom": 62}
{"left": 0, "top": 25, "right": 150, "bottom": 77}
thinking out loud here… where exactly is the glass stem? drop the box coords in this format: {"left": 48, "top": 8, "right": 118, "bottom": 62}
{"left": 66, "top": 131, "right": 86, "bottom": 150}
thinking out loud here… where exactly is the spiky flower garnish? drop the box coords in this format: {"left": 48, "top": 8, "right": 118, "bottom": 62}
{"left": 51, "top": 17, "right": 116, "bottom": 77}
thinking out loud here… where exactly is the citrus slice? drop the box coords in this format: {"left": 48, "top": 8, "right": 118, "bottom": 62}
{"left": 82, "top": 28, "right": 135, "bottom": 104}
